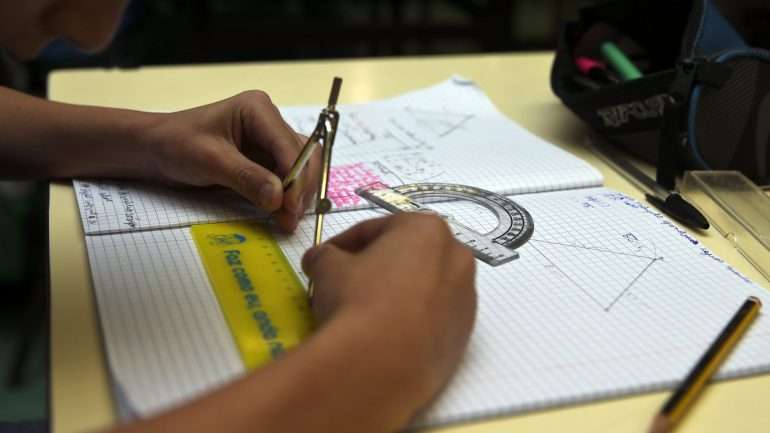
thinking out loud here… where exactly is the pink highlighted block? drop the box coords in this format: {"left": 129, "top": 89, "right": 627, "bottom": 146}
{"left": 328, "top": 162, "right": 384, "bottom": 208}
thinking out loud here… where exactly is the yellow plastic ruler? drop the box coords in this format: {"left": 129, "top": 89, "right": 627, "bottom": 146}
{"left": 191, "top": 221, "right": 313, "bottom": 370}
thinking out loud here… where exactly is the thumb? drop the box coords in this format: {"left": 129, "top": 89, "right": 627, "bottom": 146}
{"left": 211, "top": 148, "right": 284, "bottom": 211}
{"left": 302, "top": 243, "right": 351, "bottom": 282}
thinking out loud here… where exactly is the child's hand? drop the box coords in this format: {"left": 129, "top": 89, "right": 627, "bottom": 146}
{"left": 120, "top": 214, "right": 476, "bottom": 433}
{"left": 302, "top": 213, "right": 477, "bottom": 400}
{"left": 147, "top": 91, "right": 320, "bottom": 232}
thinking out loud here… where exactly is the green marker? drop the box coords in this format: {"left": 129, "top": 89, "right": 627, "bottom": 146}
{"left": 601, "top": 41, "right": 643, "bottom": 81}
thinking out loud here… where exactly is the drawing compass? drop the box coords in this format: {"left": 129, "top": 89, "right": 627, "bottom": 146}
{"left": 357, "top": 182, "right": 534, "bottom": 265}
{"left": 282, "top": 77, "right": 342, "bottom": 193}
{"left": 282, "top": 77, "right": 342, "bottom": 297}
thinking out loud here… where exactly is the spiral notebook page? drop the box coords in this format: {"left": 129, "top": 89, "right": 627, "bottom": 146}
{"left": 73, "top": 77, "right": 601, "bottom": 234}
{"left": 85, "top": 228, "right": 245, "bottom": 417}
{"left": 277, "top": 187, "right": 770, "bottom": 427}
{"left": 75, "top": 181, "right": 264, "bottom": 235}
{"left": 83, "top": 187, "right": 770, "bottom": 427}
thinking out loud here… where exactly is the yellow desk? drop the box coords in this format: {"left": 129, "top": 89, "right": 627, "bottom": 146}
{"left": 49, "top": 52, "right": 770, "bottom": 433}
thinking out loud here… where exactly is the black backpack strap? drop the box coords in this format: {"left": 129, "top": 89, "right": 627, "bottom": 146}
{"left": 656, "top": 59, "right": 733, "bottom": 189}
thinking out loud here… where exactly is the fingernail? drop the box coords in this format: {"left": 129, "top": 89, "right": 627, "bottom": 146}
{"left": 258, "top": 181, "right": 278, "bottom": 209}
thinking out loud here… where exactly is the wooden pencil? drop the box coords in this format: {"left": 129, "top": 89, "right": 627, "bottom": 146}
{"left": 649, "top": 296, "right": 762, "bottom": 433}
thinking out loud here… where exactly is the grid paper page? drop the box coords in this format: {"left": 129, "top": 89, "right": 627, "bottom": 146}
{"left": 283, "top": 95, "right": 603, "bottom": 203}
{"left": 75, "top": 180, "right": 262, "bottom": 235}
{"left": 275, "top": 187, "right": 770, "bottom": 427}
{"left": 85, "top": 187, "right": 770, "bottom": 427}
{"left": 85, "top": 228, "right": 245, "bottom": 416}
{"left": 74, "top": 77, "right": 602, "bottom": 234}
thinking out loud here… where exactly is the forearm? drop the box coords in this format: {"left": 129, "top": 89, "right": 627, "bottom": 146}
{"left": 0, "top": 86, "right": 161, "bottom": 179}
{"left": 112, "top": 310, "right": 439, "bottom": 433}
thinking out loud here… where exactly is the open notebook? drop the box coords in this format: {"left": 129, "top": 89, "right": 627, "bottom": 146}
{"left": 75, "top": 78, "right": 770, "bottom": 426}
{"left": 74, "top": 77, "right": 601, "bottom": 234}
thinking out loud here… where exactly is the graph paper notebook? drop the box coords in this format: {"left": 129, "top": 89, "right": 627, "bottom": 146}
{"left": 82, "top": 188, "right": 770, "bottom": 424}
{"left": 74, "top": 77, "right": 602, "bottom": 234}
{"left": 73, "top": 78, "right": 770, "bottom": 427}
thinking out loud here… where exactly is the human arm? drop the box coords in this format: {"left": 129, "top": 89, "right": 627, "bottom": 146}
{"left": 0, "top": 86, "right": 317, "bottom": 231}
{"left": 110, "top": 213, "right": 477, "bottom": 433}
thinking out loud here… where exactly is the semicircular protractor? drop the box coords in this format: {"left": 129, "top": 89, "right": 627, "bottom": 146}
{"left": 356, "top": 182, "right": 534, "bottom": 266}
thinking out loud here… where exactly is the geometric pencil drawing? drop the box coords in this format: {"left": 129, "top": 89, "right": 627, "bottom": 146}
{"left": 405, "top": 107, "right": 474, "bottom": 137}
{"left": 529, "top": 239, "right": 663, "bottom": 312}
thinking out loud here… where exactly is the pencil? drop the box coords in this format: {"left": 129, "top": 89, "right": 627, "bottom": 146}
{"left": 282, "top": 135, "right": 321, "bottom": 191}
{"left": 282, "top": 77, "right": 343, "bottom": 191}
{"left": 649, "top": 296, "right": 762, "bottom": 433}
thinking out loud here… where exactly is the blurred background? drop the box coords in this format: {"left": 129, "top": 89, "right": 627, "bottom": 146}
{"left": 13, "top": 0, "right": 582, "bottom": 96}
{"left": 1, "top": 0, "right": 768, "bottom": 432}
{"left": 4, "top": 0, "right": 767, "bottom": 97}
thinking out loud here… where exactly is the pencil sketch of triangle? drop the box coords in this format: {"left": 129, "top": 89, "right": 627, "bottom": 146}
{"left": 529, "top": 239, "right": 662, "bottom": 312}
{"left": 342, "top": 125, "right": 377, "bottom": 146}
{"left": 342, "top": 112, "right": 378, "bottom": 145}
{"left": 405, "top": 107, "right": 474, "bottom": 137}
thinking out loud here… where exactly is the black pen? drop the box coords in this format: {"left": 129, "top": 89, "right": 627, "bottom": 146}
{"left": 588, "top": 136, "right": 709, "bottom": 231}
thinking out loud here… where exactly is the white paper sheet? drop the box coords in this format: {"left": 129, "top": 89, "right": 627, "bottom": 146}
{"left": 74, "top": 77, "right": 601, "bottom": 234}
{"left": 84, "top": 188, "right": 770, "bottom": 426}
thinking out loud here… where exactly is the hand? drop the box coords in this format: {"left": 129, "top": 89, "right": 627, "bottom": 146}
{"left": 106, "top": 214, "right": 476, "bottom": 433}
{"left": 301, "top": 213, "right": 477, "bottom": 401}
{"left": 147, "top": 90, "right": 320, "bottom": 232}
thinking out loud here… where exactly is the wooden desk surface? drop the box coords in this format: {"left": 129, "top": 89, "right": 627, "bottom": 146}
{"left": 48, "top": 52, "right": 770, "bottom": 433}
